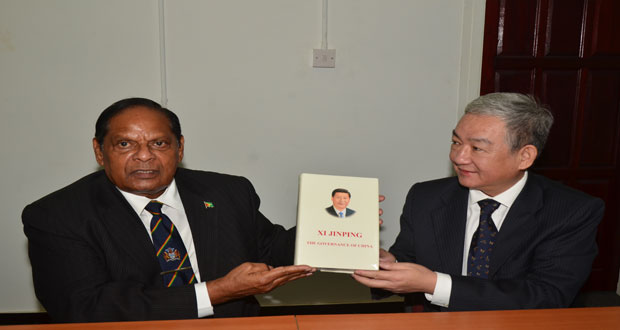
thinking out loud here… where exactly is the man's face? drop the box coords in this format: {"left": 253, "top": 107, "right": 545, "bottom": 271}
{"left": 93, "top": 106, "right": 184, "bottom": 199}
{"left": 331, "top": 192, "right": 350, "bottom": 211}
{"left": 449, "top": 113, "right": 533, "bottom": 197}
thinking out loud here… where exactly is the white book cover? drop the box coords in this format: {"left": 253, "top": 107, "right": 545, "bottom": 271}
{"left": 294, "top": 173, "right": 379, "bottom": 273}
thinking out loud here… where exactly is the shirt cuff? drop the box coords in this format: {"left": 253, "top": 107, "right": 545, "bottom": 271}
{"left": 423, "top": 272, "right": 451, "bottom": 308}
{"left": 195, "top": 282, "right": 214, "bottom": 318}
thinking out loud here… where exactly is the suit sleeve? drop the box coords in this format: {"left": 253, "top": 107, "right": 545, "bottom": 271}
{"left": 23, "top": 203, "right": 198, "bottom": 323}
{"left": 449, "top": 197, "right": 604, "bottom": 310}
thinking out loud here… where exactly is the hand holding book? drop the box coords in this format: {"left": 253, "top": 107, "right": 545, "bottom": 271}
{"left": 207, "top": 262, "right": 315, "bottom": 305}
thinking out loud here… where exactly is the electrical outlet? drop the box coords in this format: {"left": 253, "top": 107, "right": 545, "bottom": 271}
{"left": 313, "top": 49, "right": 336, "bottom": 68}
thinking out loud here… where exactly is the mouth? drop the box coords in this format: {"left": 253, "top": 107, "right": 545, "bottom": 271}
{"left": 455, "top": 167, "right": 475, "bottom": 176}
{"left": 130, "top": 169, "right": 159, "bottom": 178}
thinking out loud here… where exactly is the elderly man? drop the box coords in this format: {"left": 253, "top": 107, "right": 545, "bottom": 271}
{"left": 22, "top": 98, "right": 313, "bottom": 323}
{"left": 353, "top": 93, "right": 603, "bottom": 311}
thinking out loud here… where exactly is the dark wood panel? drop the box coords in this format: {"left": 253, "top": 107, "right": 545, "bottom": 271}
{"left": 497, "top": 0, "right": 539, "bottom": 56}
{"left": 589, "top": 0, "right": 620, "bottom": 56}
{"left": 483, "top": 0, "right": 620, "bottom": 291}
{"left": 495, "top": 69, "right": 533, "bottom": 93}
{"left": 545, "top": 0, "right": 585, "bottom": 56}
{"left": 494, "top": 57, "right": 620, "bottom": 69}
{"left": 537, "top": 70, "right": 579, "bottom": 167}
{"left": 579, "top": 70, "right": 620, "bottom": 167}
{"left": 481, "top": 0, "right": 500, "bottom": 94}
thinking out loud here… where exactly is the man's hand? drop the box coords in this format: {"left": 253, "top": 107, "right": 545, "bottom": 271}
{"left": 378, "top": 248, "right": 396, "bottom": 264}
{"left": 352, "top": 261, "right": 436, "bottom": 294}
{"left": 207, "top": 263, "right": 314, "bottom": 305}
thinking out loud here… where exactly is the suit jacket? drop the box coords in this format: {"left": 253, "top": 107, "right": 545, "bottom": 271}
{"left": 388, "top": 173, "right": 603, "bottom": 311}
{"left": 22, "top": 168, "right": 295, "bottom": 323}
{"left": 325, "top": 206, "right": 356, "bottom": 217}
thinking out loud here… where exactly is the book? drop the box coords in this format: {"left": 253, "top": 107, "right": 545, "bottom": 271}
{"left": 294, "top": 173, "right": 379, "bottom": 273}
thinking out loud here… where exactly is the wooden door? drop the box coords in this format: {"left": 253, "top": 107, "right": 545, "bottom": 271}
{"left": 481, "top": 0, "right": 620, "bottom": 291}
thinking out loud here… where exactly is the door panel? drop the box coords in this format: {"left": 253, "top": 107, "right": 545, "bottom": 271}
{"left": 545, "top": 0, "right": 585, "bottom": 56}
{"left": 497, "top": 0, "right": 538, "bottom": 56}
{"left": 581, "top": 70, "right": 620, "bottom": 167}
{"left": 539, "top": 70, "right": 579, "bottom": 167}
{"left": 482, "top": 0, "right": 620, "bottom": 291}
{"left": 495, "top": 70, "right": 533, "bottom": 93}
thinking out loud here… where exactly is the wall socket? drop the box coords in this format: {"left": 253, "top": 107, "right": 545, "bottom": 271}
{"left": 313, "top": 49, "right": 336, "bottom": 68}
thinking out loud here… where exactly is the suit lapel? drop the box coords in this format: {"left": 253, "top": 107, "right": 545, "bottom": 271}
{"left": 490, "top": 175, "right": 543, "bottom": 277}
{"left": 433, "top": 184, "right": 469, "bottom": 275}
{"left": 95, "top": 180, "right": 159, "bottom": 273}
{"left": 177, "top": 179, "right": 220, "bottom": 282}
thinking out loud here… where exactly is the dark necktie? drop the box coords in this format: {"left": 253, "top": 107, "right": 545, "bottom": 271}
{"left": 145, "top": 201, "right": 196, "bottom": 287}
{"left": 467, "top": 199, "right": 500, "bottom": 279}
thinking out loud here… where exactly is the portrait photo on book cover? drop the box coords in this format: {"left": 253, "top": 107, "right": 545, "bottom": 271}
{"left": 295, "top": 173, "right": 379, "bottom": 271}
{"left": 325, "top": 188, "right": 356, "bottom": 218}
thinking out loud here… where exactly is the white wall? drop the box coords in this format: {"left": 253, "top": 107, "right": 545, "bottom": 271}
{"left": 0, "top": 0, "right": 485, "bottom": 312}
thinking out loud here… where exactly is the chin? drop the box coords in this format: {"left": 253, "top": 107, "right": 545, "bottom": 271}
{"left": 456, "top": 177, "right": 477, "bottom": 189}
{"left": 130, "top": 185, "right": 167, "bottom": 197}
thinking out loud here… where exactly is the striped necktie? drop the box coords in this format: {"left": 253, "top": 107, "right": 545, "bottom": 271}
{"left": 145, "top": 201, "right": 196, "bottom": 287}
{"left": 467, "top": 199, "right": 500, "bottom": 279}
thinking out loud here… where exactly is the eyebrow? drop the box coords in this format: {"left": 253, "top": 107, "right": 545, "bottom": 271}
{"left": 452, "top": 130, "right": 493, "bottom": 145}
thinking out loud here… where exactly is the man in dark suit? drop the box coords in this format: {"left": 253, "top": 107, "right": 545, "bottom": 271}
{"left": 325, "top": 188, "right": 356, "bottom": 218}
{"left": 22, "top": 98, "right": 313, "bottom": 323}
{"left": 353, "top": 93, "right": 603, "bottom": 310}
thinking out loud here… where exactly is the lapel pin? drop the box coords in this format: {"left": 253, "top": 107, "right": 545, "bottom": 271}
{"left": 204, "top": 201, "right": 214, "bottom": 209}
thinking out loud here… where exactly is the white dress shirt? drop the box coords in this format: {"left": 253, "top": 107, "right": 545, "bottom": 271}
{"left": 425, "top": 172, "right": 529, "bottom": 307}
{"left": 119, "top": 179, "right": 214, "bottom": 317}
{"left": 332, "top": 206, "right": 346, "bottom": 218}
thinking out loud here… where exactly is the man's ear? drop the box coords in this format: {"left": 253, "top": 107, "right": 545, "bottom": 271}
{"left": 177, "top": 135, "right": 185, "bottom": 163}
{"left": 518, "top": 144, "right": 538, "bottom": 170}
{"left": 93, "top": 138, "right": 104, "bottom": 166}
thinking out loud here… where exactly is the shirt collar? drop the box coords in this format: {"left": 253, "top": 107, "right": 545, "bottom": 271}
{"left": 119, "top": 179, "right": 183, "bottom": 215}
{"left": 469, "top": 171, "right": 528, "bottom": 208}
{"left": 333, "top": 206, "right": 346, "bottom": 213}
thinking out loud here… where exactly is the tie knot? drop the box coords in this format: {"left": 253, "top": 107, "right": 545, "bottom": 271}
{"left": 478, "top": 199, "right": 500, "bottom": 215}
{"left": 145, "top": 201, "right": 164, "bottom": 215}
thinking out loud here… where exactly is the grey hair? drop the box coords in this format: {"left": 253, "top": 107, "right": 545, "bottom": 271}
{"left": 464, "top": 93, "right": 554, "bottom": 156}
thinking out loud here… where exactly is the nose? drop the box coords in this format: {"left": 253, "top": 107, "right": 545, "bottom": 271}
{"left": 450, "top": 145, "right": 470, "bottom": 165}
{"left": 134, "top": 143, "right": 155, "bottom": 161}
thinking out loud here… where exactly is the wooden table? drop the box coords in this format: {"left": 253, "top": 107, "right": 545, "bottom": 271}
{"left": 297, "top": 307, "right": 620, "bottom": 330}
{"left": 3, "top": 307, "right": 619, "bottom": 330}
{"left": 2, "top": 316, "right": 298, "bottom": 330}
